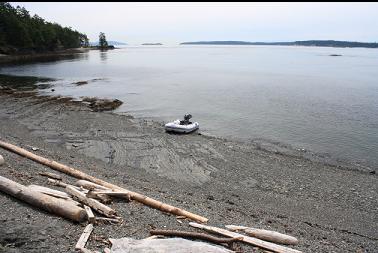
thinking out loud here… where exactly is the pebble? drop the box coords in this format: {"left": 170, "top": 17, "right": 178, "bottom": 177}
{"left": 0, "top": 154, "right": 4, "bottom": 166}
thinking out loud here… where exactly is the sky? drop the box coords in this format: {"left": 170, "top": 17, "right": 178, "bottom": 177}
{"left": 10, "top": 2, "right": 378, "bottom": 45}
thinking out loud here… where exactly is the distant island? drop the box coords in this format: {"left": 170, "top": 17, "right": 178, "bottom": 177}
{"left": 180, "top": 40, "right": 378, "bottom": 48}
{"left": 141, "top": 43, "right": 163, "bottom": 46}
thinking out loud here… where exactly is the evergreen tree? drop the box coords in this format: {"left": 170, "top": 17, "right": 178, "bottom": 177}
{"left": 0, "top": 2, "right": 89, "bottom": 54}
{"left": 99, "top": 32, "right": 108, "bottom": 48}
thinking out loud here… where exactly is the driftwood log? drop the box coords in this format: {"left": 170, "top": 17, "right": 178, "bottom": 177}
{"left": 150, "top": 229, "right": 243, "bottom": 247}
{"left": 75, "top": 224, "right": 94, "bottom": 250}
{"left": 65, "top": 185, "right": 116, "bottom": 218}
{"left": 86, "top": 190, "right": 112, "bottom": 204}
{"left": 84, "top": 205, "right": 95, "bottom": 223}
{"left": 47, "top": 178, "right": 71, "bottom": 188}
{"left": 28, "top": 184, "right": 70, "bottom": 199}
{"left": 75, "top": 180, "right": 110, "bottom": 191}
{"left": 189, "top": 223, "right": 302, "bottom": 253}
{"left": 38, "top": 171, "right": 62, "bottom": 180}
{"left": 226, "top": 225, "right": 298, "bottom": 245}
{"left": 0, "top": 140, "right": 208, "bottom": 223}
{"left": 91, "top": 190, "right": 131, "bottom": 202}
{"left": 95, "top": 217, "right": 122, "bottom": 223}
{"left": 0, "top": 175, "right": 87, "bottom": 222}
{"left": 0, "top": 154, "right": 5, "bottom": 166}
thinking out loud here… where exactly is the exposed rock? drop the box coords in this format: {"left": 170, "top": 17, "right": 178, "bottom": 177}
{"left": 81, "top": 97, "right": 123, "bottom": 112}
{"left": 73, "top": 81, "right": 88, "bottom": 86}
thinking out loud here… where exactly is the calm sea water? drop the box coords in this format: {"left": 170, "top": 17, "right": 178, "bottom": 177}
{"left": 1, "top": 45, "right": 378, "bottom": 169}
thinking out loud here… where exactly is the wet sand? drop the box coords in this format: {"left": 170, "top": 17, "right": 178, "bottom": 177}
{"left": 0, "top": 92, "right": 377, "bottom": 252}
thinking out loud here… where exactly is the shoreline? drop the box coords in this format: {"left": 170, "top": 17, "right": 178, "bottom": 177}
{"left": 2, "top": 81, "right": 375, "bottom": 176}
{"left": 0, "top": 90, "right": 377, "bottom": 252}
{"left": 0, "top": 48, "right": 90, "bottom": 65}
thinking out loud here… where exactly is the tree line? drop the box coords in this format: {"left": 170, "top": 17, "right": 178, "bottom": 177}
{"left": 0, "top": 2, "right": 89, "bottom": 54}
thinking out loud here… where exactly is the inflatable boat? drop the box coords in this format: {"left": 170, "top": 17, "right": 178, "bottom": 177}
{"left": 165, "top": 114, "right": 199, "bottom": 133}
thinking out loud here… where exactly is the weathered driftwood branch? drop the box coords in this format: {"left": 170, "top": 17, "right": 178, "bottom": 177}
{"left": 92, "top": 190, "right": 130, "bottom": 197}
{"left": 0, "top": 140, "right": 208, "bottom": 223}
{"left": 75, "top": 224, "right": 94, "bottom": 250}
{"left": 91, "top": 190, "right": 131, "bottom": 202}
{"left": 65, "top": 185, "right": 116, "bottom": 218}
{"left": 0, "top": 154, "right": 4, "bottom": 166}
{"left": 75, "top": 180, "right": 110, "bottom": 191}
{"left": 47, "top": 178, "right": 70, "bottom": 188}
{"left": 28, "top": 184, "right": 70, "bottom": 199}
{"left": 95, "top": 217, "right": 121, "bottom": 223}
{"left": 86, "top": 190, "right": 112, "bottom": 204}
{"left": 38, "top": 171, "right": 62, "bottom": 180}
{"left": 0, "top": 175, "right": 87, "bottom": 222}
{"left": 48, "top": 179, "right": 86, "bottom": 193}
{"left": 150, "top": 229, "right": 243, "bottom": 247}
{"left": 84, "top": 205, "right": 95, "bottom": 223}
{"left": 189, "top": 223, "right": 302, "bottom": 253}
{"left": 226, "top": 225, "right": 298, "bottom": 245}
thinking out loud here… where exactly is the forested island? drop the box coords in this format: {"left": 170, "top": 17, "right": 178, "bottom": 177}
{"left": 180, "top": 40, "right": 378, "bottom": 48}
{"left": 0, "top": 2, "right": 89, "bottom": 54}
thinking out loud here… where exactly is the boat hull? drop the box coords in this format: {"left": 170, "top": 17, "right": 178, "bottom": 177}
{"left": 165, "top": 120, "right": 199, "bottom": 133}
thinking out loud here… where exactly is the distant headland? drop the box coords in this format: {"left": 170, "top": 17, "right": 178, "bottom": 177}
{"left": 180, "top": 40, "right": 378, "bottom": 48}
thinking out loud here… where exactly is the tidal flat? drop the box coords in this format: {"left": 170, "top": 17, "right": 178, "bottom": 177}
{"left": 0, "top": 89, "right": 376, "bottom": 252}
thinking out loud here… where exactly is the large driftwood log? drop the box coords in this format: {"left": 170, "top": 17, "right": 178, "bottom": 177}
{"left": 189, "top": 223, "right": 302, "bottom": 253}
{"left": 0, "top": 175, "right": 87, "bottom": 222}
{"left": 65, "top": 186, "right": 116, "bottom": 217}
{"left": 0, "top": 140, "right": 208, "bottom": 223}
{"left": 28, "top": 184, "right": 70, "bottom": 199}
{"left": 226, "top": 225, "right": 298, "bottom": 245}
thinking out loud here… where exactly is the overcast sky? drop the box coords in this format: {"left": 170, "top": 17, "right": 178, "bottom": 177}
{"left": 10, "top": 2, "right": 378, "bottom": 45}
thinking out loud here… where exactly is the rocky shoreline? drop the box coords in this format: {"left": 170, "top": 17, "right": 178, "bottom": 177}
{"left": 0, "top": 91, "right": 377, "bottom": 252}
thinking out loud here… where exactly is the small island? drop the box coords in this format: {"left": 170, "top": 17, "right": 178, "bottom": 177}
{"left": 89, "top": 32, "right": 115, "bottom": 50}
{"left": 141, "top": 43, "right": 163, "bottom": 46}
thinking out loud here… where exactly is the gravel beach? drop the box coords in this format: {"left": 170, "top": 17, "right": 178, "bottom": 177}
{"left": 0, "top": 91, "right": 377, "bottom": 252}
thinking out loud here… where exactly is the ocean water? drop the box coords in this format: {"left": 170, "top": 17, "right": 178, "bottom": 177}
{"left": 1, "top": 45, "right": 378, "bottom": 170}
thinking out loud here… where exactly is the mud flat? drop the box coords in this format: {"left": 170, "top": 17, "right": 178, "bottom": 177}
{"left": 0, "top": 91, "right": 377, "bottom": 252}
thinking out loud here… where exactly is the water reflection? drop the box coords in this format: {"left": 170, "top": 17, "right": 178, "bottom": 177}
{"left": 0, "top": 51, "right": 89, "bottom": 67}
{"left": 0, "top": 74, "right": 55, "bottom": 90}
{"left": 100, "top": 50, "right": 108, "bottom": 62}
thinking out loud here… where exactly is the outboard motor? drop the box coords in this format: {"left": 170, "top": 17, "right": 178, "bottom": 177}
{"left": 181, "top": 114, "right": 192, "bottom": 125}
